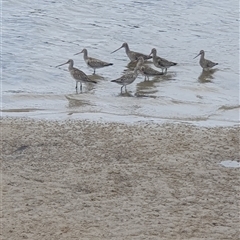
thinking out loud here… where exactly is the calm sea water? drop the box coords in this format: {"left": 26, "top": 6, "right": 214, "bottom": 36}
{"left": 2, "top": 0, "right": 239, "bottom": 125}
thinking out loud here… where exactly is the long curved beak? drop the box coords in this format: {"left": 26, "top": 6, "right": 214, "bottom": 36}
{"left": 148, "top": 50, "right": 153, "bottom": 57}
{"left": 74, "top": 50, "right": 83, "bottom": 56}
{"left": 111, "top": 45, "right": 123, "bottom": 54}
{"left": 55, "top": 61, "right": 68, "bottom": 68}
{"left": 193, "top": 53, "right": 200, "bottom": 59}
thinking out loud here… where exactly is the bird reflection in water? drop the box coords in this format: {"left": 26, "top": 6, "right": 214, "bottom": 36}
{"left": 198, "top": 69, "right": 218, "bottom": 83}
{"left": 135, "top": 75, "right": 161, "bottom": 97}
{"left": 65, "top": 95, "right": 91, "bottom": 108}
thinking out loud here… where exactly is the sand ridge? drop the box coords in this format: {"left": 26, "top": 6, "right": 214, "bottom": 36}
{"left": 1, "top": 118, "right": 240, "bottom": 239}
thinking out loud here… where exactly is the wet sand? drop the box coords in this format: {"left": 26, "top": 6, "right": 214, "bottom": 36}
{"left": 2, "top": 117, "right": 239, "bottom": 239}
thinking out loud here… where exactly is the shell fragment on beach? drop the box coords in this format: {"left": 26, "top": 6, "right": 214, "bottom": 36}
{"left": 219, "top": 160, "right": 240, "bottom": 168}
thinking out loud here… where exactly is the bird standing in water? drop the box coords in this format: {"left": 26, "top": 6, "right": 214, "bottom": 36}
{"left": 136, "top": 56, "right": 163, "bottom": 80}
{"left": 56, "top": 59, "right": 97, "bottom": 92}
{"left": 149, "top": 48, "right": 177, "bottom": 74}
{"left": 74, "top": 48, "right": 113, "bottom": 75}
{"left": 111, "top": 58, "right": 142, "bottom": 93}
{"left": 111, "top": 42, "right": 152, "bottom": 62}
{"left": 194, "top": 50, "right": 218, "bottom": 71}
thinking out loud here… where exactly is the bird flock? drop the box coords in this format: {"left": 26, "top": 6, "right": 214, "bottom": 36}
{"left": 56, "top": 42, "right": 218, "bottom": 93}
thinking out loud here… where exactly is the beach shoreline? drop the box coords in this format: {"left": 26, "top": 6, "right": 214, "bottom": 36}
{"left": 2, "top": 117, "right": 239, "bottom": 239}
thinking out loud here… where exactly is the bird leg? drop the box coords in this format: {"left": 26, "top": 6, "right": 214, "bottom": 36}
{"left": 93, "top": 69, "right": 96, "bottom": 75}
{"left": 75, "top": 82, "right": 78, "bottom": 90}
{"left": 121, "top": 86, "right": 124, "bottom": 94}
{"left": 80, "top": 83, "right": 82, "bottom": 92}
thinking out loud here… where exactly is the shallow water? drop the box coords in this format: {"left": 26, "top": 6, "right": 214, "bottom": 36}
{"left": 2, "top": 0, "right": 239, "bottom": 125}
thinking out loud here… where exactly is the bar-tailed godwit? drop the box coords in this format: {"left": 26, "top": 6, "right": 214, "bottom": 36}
{"left": 111, "top": 42, "right": 152, "bottom": 62}
{"left": 111, "top": 58, "right": 142, "bottom": 93}
{"left": 56, "top": 59, "right": 97, "bottom": 92}
{"left": 149, "top": 48, "right": 177, "bottom": 74}
{"left": 194, "top": 50, "right": 218, "bottom": 71}
{"left": 136, "top": 56, "right": 163, "bottom": 80}
{"left": 74, "top": 48, "right": 113, "bottom": 74}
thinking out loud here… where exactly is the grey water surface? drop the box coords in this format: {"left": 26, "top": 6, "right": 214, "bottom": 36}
{"left": 2, "top": 0, "right": 239, "bottom": 125}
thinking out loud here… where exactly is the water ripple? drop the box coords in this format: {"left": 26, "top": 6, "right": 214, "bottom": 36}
{"left": 2, "top": 0, "right": 239, "bottom": 125}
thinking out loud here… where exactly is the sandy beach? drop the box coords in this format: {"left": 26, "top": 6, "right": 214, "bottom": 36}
{"left": 1, "top": 117, "right": 239, "bottom": 239}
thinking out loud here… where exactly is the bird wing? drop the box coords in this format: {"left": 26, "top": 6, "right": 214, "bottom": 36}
{"left": 113, "top": 72, "right": 135, "bottom": 84}
{"left": 143, "top": 66, "right": 163, "bottom": 75}
{"left": 132, "top": 51, "right": 152, "bottom": 60}
{"left": 71, "top": 68, "right": 96, "bottom": 83}
{"left": 206, "top": 59, "right": 217, "bottom": 68}
{"left": 157, "top": 57, "right": 166, "bottom": 67}
{"left": 72, "top": 68, "right": 87, "bottom": 79}
{"left": 158, "top": 57, "right": 176, "bottom": 67}
{"left": 87, "top": 57, "right": 112, "bottom": 68}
